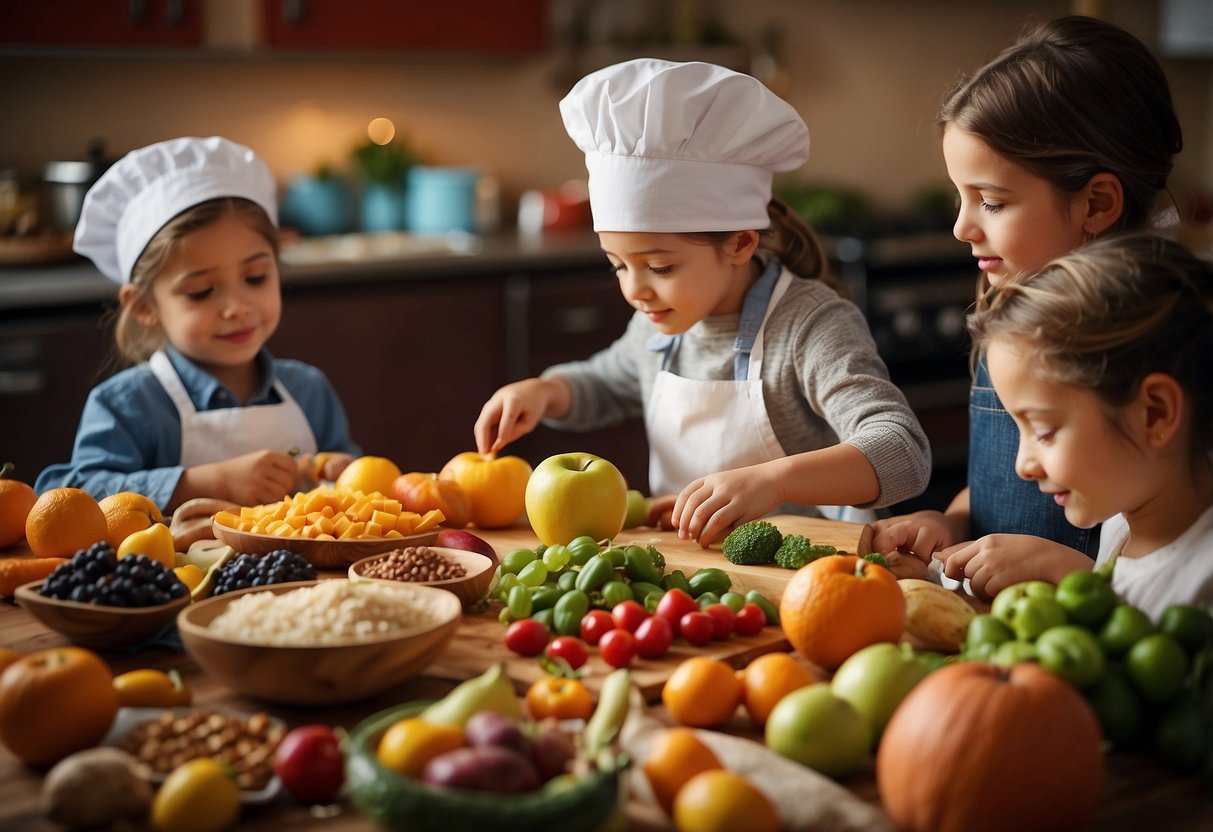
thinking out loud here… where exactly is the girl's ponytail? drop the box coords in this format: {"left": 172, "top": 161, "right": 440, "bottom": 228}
{"left": 763, "top": 198, "right": 844, "bottom": 295}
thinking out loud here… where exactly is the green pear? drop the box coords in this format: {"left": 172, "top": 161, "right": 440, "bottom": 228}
{"left": 419, "top": 663, "right": 520, "bottom": 727}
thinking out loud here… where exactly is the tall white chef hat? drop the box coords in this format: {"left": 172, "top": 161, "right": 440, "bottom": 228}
{"left": 73, "top": 136, "right": 278, "bottom": 284}
{"left": 559, "top": 59, "right": 809, "bottom": 233}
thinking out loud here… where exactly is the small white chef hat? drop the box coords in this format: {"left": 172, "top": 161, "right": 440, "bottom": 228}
{"left": 559, "top": 59, "right": 809, "bottom": 233}
{"left": 74, "top": 136, "right": 278, "bottom": 284}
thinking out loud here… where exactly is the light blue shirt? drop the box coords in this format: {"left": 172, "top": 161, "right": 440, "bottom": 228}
{"left": 36, "top": 346, "right": 360, "bottom": 509}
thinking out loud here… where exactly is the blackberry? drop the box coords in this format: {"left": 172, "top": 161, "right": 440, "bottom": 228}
{"left": 212, "top": 549, "right": 315, "bottom": 596}
{"left": 38, "top": 541, "right": 186, "bottom": 608}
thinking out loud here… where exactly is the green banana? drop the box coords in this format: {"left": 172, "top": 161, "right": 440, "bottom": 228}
{"left": 420, "top": 662, "right": 520, "bottom": 727}
{"left": 583, "top": 668, "right": 633, "bottom": 756}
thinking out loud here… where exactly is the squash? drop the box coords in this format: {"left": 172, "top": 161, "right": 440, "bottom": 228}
{"left": 875, "top": 661, "right": 1103, "bottom": 832}
{"left": 392, "top": 473, "right": 473, "bottom": 529}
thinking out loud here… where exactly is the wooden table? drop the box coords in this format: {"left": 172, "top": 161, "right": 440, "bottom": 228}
{"left": 1, "top": 519, "right": 1210, "bottom": 831}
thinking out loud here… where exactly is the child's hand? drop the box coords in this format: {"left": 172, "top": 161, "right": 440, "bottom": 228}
{"left": 871, "top": 510, "right": 957, "bottom": 561}
{"left": 295, "top": 452, "right": 355, "bottom": 488}
{"left": 937, "top": 535, "right": 1096, "bottom": 600}
{"left": 473, "top": 378, "right": 570, "bottom": 455}
{"left": 207, "top": 450, "right": 300, "bottom": 506}
{"left": 672, "top": 468, "right": 783, "bottom": 549}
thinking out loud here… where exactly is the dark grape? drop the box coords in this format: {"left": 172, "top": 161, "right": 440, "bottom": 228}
{"left": 212, "top": 549, "right": 315, "bottom": 595}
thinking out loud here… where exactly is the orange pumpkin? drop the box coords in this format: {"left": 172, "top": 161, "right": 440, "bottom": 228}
{"left": 391, "top": 472, "right": 473, "bottom": 529}
{"left": 438, "top": 452, "right": 533, "bottom": 529}
{"left": 876, "top": 661, "right": 1104, "bottom": 832}
{"left": 0, "top": 647, "right": 120, "bottom": 766}
{"left": 779, "top": 554, "right": 904, "bottom": 670}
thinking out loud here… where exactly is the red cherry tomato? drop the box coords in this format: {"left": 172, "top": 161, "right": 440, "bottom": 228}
{"left": 634, "top": 615, "right": 674, "bottom": 659}
{"left": 655, "top": 589, "right": 699, "bottom": 634}
{"left": 599, "top": 628, "right": 637, "bottom": 668}
{"left": 545, "top": 635, "right": 589, "bottom": 670}
{"left": 702, "top": 603, "right": 736, "bottom": 640}
{"left": 679, "top": 611, "right": 714, "bottom": 646}
{"left": 611, "top": 601, "right": 648, "bottom": 634}
{"left": 273, "top": 724, "right": 345, "bottom": 803}
{"left": 580, "top": 610, "right": 616, "bottom": 646}
{"left": 505, "top": 618, "right": 550, "bottom": 657}
{"left": 734, "top": 603, "right": 767, "bottom": 637}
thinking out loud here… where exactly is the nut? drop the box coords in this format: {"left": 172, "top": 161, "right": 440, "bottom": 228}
{"left": 359, "top": 546, "right": 467, "bottom": 583}
{"left": 118, "top": 710, "right": 284, "bottom": 791}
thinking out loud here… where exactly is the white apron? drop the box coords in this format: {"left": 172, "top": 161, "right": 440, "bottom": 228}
{"left": 149, "top": 350, "right": 318, "bottom": 467}
{"left": 644, "top": 266, "right": 876, "bottom": 524}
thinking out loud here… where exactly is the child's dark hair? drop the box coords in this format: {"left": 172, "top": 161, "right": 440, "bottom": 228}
{"left": 968, "top": 234, "right": 1213, "bottom": 458}
{"left": 109, "top": 198, "right": 279, "bottom": 367}
{"left": 939, "top": 15, "right": 1183, "bottom": 233}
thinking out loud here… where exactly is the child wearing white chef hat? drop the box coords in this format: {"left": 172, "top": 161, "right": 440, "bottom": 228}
{"left": 475, "top": 59, "right": 931, "bottom": 547}
{"left": 37, "top": 136, "right": 359, "bottom": 511}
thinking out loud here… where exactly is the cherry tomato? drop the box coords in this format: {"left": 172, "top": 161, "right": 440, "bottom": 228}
{"left": 733, "top": 603, "right": 767, "bottom": 637}
{"left": 273, "top": 724, "right": 345, "bottom": 803}
{"left": 580, "top": 610, "right": 616, "bottom": 646}
{"left": 679, "top": 611, "right": 714, "bottom": 646}
{"left": 599, "top": 628, "right": 637, "bottom": 668}
{"left": 611, "top": 600, "right": 649, "bottom": 634}
{"left": 525, "top": 677, "right": 594, "bottom": 721}
{"left": 655, "top": 588, "right": 699, "bottom": 634}
{"left": 505, "top": 618, "right": 550, "bottom": 657}
{"left": 634, "top": 615, "right": 674, "bottom": 659}
{"left": 702, "top": 603, "right": 736, "bottom": 640}
{"left": 546, "top": 635, "right": 589, "bottom": 670}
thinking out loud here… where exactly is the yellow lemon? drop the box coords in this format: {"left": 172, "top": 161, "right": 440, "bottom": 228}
{"left": 335, "top": 456, "right": 403, "bottom": 497}
{"left": 150, "top": 757, "right": 241, "bottom": 832}
{"left": 672, "top": 769, "right": 780, "bottom": 832}
{"left": 117, "top": 523, "right": 176, "bottom": 570}
{"left": 376, "top": 717, "right": 464, "bottom": 778}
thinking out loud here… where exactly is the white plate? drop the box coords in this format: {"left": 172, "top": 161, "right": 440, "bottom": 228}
{"left": 101, "top": 705, "right": 284, "bottom": 804}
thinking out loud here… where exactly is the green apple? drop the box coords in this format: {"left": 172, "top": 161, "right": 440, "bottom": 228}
{"left": 1005, "top": 596, "right": 1067, "bottom": 642}
{"left": 524, "top": 452, "right": 628, "bottom": 546}
{"left": 991, "top": 580, "right": 1057, "bottom": 623}
{"left": 1035, "top": 625, "right": 1105, "bottom": 688}
{"left": 622, "top": 489, "right": 649, "bottom": 529}
{"left": 830, "top": 642, "right": 929, "bottom": 745}
{"left": 764, "top": 682, "right": 870, "bottom": 777}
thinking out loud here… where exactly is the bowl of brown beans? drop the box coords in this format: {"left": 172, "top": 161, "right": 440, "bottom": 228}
{"left": 347, "top": 545, "right": 495, "bottom": 610}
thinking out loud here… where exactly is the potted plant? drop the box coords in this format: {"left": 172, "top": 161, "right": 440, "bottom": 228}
{"left": 352, "top": 139, "right": 416, "bottom": 232}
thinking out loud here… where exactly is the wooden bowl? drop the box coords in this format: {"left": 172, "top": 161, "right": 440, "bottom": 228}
{"left": 212, "top": 520, "right": 439, "bottom": 568}
{"left": 177, "top": 579, "right": 461, "bottom": 705}
{"left": 348, "top": 547, "right": 496, "bottom": 610}
{"left": 14, "top": 580, "right": 190, "bottom": 650}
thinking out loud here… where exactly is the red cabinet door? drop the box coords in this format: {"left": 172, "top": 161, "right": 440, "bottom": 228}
{"left": 0, "top": 0, "right": 203, "bottom": 47}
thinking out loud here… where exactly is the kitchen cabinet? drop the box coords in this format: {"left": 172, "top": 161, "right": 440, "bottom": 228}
{"left": 262, "top": 0, "right": 547, "bottom": 53}
{"left": 0, "top": 0, "right": 203, "bottom": 48}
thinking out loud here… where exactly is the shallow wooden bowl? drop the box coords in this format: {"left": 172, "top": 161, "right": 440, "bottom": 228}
{"left": 177, "top": 579, "right": 461, "bottom": 705}
{"left": 14, "top": 580, "right": 190, "bottom": 650}
{"left": 348, "top": 547, "right": 496, "bottom": 610}
{"left": 212, "top": 521, "right": 439, "bottom": 568}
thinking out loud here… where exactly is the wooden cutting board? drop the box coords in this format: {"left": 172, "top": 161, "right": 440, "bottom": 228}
{"left": 426, "top": 515, "right": 871, "bottom": 702}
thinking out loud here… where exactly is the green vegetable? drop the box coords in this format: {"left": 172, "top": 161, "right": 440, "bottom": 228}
{"left": 629, "top": 582, "right": 664, "bottom": 605}
{"left": 541, "top": 544, "right": 571, "bottom": 572}
{"left": 774, "top": 534, "right": 813, "bottom": 569}
{"left": 517, "top": 559, "right": 549, "bottom": 587}
{"left": 554, "top": 590, "right": 591, "bottom": 636}
{"left": 600, "top": 546, "right": 626, "bottom": 568}
{"left": 623, "top": 546, "right": 662, "bottom": 585}
{"left": 557, "top": 571, "right": 578, "bottom": 592}
{"left": 507, "top": 584, "right": 533, "bottom": 619}
{"left": 721, "top": 520, "right": 782, "bottom": 565}
{"left": 661, "top": 569, "right": 691, "bottom": 595}
{"left": 574, "top": 555, "right": 614, "bottom": 593}
{"left": 860, "top": 551, "right": 888, "bottom": 569}
{"left": 720, "top": 591, "right": 746, "bottom": 613}
{"left": 687, "top": 567, "right": 732, "bottom": 597}
{"left": 744, "top": 590, "right": 779, "bottom": 625}
{"left": 566, "top": 536, "right": 600, "bottom": 567}
{"left": 696, "top": 592, "right": 721, "bottom": 609}
{"left": 583, "top": 669, "right": 633, "bottom": 755}
{"left": 502, "top": 548, "right": 537, "bottom": 575}
{"left": 530, "top": 586, "right": 565, "bottom": 612}
{"left": 1055, "top": 570, "right": 1118, "bottom": 629}
{"left": 599, "top": 580, "right": 633, "bottom": 609}
{"left": 532, "top": 608, "right": 555, "bottom": 632}
{"left": 645, "top": 544, "right": 666, "bottom": 572}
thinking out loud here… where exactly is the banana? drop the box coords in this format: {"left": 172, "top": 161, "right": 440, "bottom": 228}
{"left": 420, "top": 662, "right": 520, "bottom": 727}
{"left": 583, "top": 668, "right": 634, "bottom": 756}
{"left": 900, "top": 578, "right": 976, "bottom": 653}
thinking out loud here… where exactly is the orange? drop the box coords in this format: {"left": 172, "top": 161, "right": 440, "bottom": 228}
{"left": 98, "top": 491, "right": 164, "bottom": 549}
{"left": 672, "top": 769, "right": 780, "bottom": 832}
{"left": 642, "top": 728, "right": 722, "bottom": 816}
{"left": 661, "top": 657, "right": 744, "bottom": 728}
{"left": 739, "top": 652, "right": 819, "bottom": 727}
{"left": 0, "top": 465, "right": 37, "bottom": 550}
{"left": 0, "top": 648, "right": 22, "bottom": 677}
{"left": 439, "top": 452, "right": 532, "bottom": 529}
{"left": 24, "top": 487, "right": 108, "bottom": 559}
{"left": 335, "top": 456, "right": 403, "bottom": 497}
{"left": 780, "top": 554, "right": 906, "bottom": 671}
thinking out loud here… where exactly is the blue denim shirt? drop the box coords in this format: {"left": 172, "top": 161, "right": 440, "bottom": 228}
{"left": 35, "top": 346, "right": 360, "bottom": 509}
{"left": 968, "top": 358, "right": 1095, "bottom": 555}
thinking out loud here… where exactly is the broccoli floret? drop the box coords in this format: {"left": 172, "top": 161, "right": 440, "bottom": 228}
{"left": 862, "top": 551, "right": 890, "bottom": 569}
{"left": 721, "top": 520, "right": 783, "bottom": 565}
{"left": 773, "top": 535, "right": 837, "bottom": 569}
{"left": 646, "top": 544, "right": 666, "bottom": 571}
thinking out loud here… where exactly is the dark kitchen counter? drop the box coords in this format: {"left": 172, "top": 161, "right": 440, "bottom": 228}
{"left": 0, "top": 229, "right": 608, "bottom": 314}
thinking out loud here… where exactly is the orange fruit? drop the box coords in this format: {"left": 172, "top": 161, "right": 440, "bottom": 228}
{"left": 98, "top": 491, "right": 164, "bottom": 549}
{"left": 439, "top": 452, "right": 532, "bottom": 529}
{"left": 335, "top": 456, "right": 403, "bottom": 496}
{"left": 0, "top": 466, "right": 37, "bottom": 550}
{"left": 739, "top": 652, "right": 819, "bottom": 727}
{"left": 779, "top": 554, "right": 906, "bottom": 671}
{"left": 0, "top": 648, "right": 22, "bottom": 677}
{"left": 642, "top": 728, "right": 722, "bottom": 816}
{"left": 672, "top": 769, "right": 780, "bottom": 832}
{"left": 661, "top": 657, "right": 744, "bottom": 728}
{"left": 24, "top": 488, "right": 108, "bottom": 559}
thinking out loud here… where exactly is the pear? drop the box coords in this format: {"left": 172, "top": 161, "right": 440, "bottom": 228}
{"left": 420, "top": 663, "right": 519, "bottom": 728}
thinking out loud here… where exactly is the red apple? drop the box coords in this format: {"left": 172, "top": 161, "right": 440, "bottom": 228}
{"left": 434, "top": 528, "right": 498, "bottom": 566}
{"left": 273, "top": 724, "right": 345, "bottom": 803}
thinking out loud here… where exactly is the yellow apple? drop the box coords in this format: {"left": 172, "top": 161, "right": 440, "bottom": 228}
{"left": 524, "top": 453, "right": 628, "bottom": 546}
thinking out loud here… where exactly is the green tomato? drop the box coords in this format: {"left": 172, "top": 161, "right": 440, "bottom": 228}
{"left": 1159, "top": 604, "right": 1213, "bottom": 654}
{"left": 502, "top": 547, "right": 538, "bottom": 575}
{"left": 1055, "top": 570, "right": 1118, "bottom": 629}
{"left": 991, "top": 580, "right": 1057, "bottom": 623}
{"left": 964, "top": 613, "right": 1016, "bottom": 654}
{"left": 1098, "top": 604, "right": 1155, "bottom": 659}
{"left": 1085, "top": 664, "right": 1146, "bottom": 749}
{"left": 1126, "top": 633, "right": 1190, "bottom": 704}
{"left": 1035, "top": 625, "right": 1106, "bottom": 688}
{"left": 1006, "top": 596, "right": 1067, "bottom": 642}
{"left": 720, "top": 591, "right": 746, "bottom": 614}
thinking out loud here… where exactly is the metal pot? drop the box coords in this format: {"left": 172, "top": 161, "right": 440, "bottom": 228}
{"left": 43, "top": 141, "right": 110, "bottom": 231}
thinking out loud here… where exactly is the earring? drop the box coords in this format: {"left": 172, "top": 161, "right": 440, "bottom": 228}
{"left": 1155, "top": 432, "right": 1167, "bottom": 442}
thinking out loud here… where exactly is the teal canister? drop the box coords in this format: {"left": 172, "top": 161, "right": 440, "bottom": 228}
{"left": 406, "top": 166, "right": 478, "bottom": 233}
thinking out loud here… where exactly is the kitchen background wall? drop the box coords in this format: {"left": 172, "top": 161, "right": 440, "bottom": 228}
{"left": 2, "top": 0, "right": 1211, "bottom": 229}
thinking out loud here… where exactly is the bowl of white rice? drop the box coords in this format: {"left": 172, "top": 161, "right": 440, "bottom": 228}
{"left": 177, "top": 579, "right": 462, "bottom": 705}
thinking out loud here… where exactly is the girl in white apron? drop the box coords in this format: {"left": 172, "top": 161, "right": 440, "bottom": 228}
{"left": 473, "top": 60, "right": 930, "bottom": 546}
{"left": 36, "top": 137, "right": 358, "bottom": 511}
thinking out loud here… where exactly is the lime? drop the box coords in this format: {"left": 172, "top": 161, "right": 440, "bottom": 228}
{"left": 1159, "top": 605, "right": 1213, "bottom": 654}
{"left": 1125, "top": 633, "right": 1190, "bottom": 704}
{"left": 1055, "top": 570, "right": 1118, "bottom": 628}
{"left": 1098, "top": 604, "right": 1156, "bottom": 659}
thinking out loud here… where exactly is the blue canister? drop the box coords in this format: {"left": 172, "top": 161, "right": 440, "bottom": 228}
{"left": 280, "top": 174, "right": 352, "bottom": 236}
{"left": 406, "top": 166, "right": 479, "bottom": 234}
{"left": 360, "top": 181, "right": 406, "bottom": 232}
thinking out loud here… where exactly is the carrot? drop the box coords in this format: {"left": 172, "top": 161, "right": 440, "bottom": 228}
{"left": 0, "top": 557, "right": 68, "bottom": 596}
